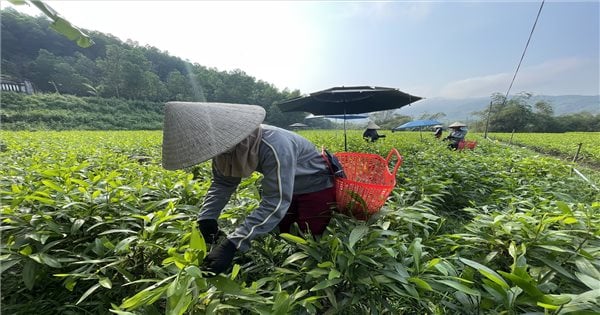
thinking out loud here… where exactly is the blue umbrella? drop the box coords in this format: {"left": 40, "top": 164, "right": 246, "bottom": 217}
{"left": 393, "top": 119, "right": 442, "bottom": 140}
{"left": 393, "top": 119, "right": 442, "bottom": 130}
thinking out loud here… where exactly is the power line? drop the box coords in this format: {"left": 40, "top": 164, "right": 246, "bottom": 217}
{"left": 485, "top": 0, "right": 545, "bottom": 138}
{"left": 504, "top": 0, "right": 546, "bottom": 102}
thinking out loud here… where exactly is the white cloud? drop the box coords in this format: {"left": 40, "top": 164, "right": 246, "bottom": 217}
{"left": 339, "top": 1, "right": 432, "bottom": 21}
{"left": 439, "top": 57, "right": 599, "bottom": 98}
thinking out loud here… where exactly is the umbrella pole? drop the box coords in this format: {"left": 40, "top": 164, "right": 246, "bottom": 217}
{"left": 343, "top": 112, "right": 348, "bottom": 152}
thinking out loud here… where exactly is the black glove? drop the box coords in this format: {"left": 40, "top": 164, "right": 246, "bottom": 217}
{"left": 203, "top": 239, "right": 236, "bottom": 275}
{"left": 198, "top": 219, "right": 220, "bottom": 244}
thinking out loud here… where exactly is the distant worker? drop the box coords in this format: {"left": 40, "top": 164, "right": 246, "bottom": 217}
{"left": 363, "top": 121, "right": 386, "bottom": 142}
{"left": 433, "top": 125, "right": 443, "bottom": 139}
{"left": 443, "top": 122, "right": 468, "bottom": 149}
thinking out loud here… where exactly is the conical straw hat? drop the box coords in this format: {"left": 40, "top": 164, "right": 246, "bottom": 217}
{"left": 448, "top": 121, "right": 466, "bottom": 128}
{"left": 366, "top": 121, "right": 381, "bottom": 129}
{"left": 162, "top": 102, "right": 265, "bottom": 170}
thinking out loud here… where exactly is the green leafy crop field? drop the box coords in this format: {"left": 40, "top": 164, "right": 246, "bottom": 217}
{"left": 487, "top": 132, "right": 600, "bottom": 167}
{"left": 1, "top": 130, "right": 599, "bottom": 314}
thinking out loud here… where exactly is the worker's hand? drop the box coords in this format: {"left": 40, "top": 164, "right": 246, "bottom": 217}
{"left": 197, "top": 219, "right": 222, "bottom": 244}
{"left": 203, "top": 239, "right": 236, "bottom": 275}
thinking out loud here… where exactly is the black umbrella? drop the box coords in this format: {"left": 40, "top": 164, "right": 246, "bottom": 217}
{"left": 277, "top": 86, "right": 422, "bottom": 150}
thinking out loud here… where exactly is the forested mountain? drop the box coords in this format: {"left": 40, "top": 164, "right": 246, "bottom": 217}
{"left": 400, "top": 95, "right": 599, "bottom": 124}
{"left": 0, "top": 8, "right": 312, "bottom": 128}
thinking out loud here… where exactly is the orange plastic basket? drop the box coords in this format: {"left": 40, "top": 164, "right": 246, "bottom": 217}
{"left": 334, "top": 148, "right": 403, "bottom": 219}
{"left": 458, "top": 140, "right": 477, "bottom": 150}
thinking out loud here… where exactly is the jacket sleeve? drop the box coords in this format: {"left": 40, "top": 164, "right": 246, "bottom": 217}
{"left": 198, "top": 163, "right": 241, "bottom": 220}
{"left": 227, "top": 140, "right": 296, "bottom": 252}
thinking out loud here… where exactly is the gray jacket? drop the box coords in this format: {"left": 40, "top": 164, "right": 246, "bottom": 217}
{"left": 199, "top": 125, "right": 333, "bottom": 251}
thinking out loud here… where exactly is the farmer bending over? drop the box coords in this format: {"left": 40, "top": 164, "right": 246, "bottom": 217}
{"left": 443, "top": 122, "right": 468, "bottom": 149}
{"left": 363, "top": 121, "right": 386, "bottom": 142}
{"left": 162, "top": 102, "right": 336, "bottom": 275}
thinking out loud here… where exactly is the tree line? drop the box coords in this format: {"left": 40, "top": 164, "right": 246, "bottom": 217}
{"left": 471, "top": 92, "right": 599, "bottom": 133}
{"left": 1, "top": 8, "right": 309, "bottom": 128}
{"left": 0, "top": 92, "right": 339, "bottom": 131}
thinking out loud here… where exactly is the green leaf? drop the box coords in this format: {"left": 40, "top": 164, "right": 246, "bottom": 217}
{"left": 575, "top": 272, "right": 600, "bottom": 290}
{"left": 168, "top": 291, "right": 192, "bottom": 315}
{"left": 71, "top": 218, "right": 86, "bottom": 234}
{"left": 65, "top": 277, "right": 77, "bottom": 292}
{"left": 272, "top": 291, "right": 291, "bottom": 315}
{"left": 328, "top": 269, "right": 341, "bottom": 280}
{"left": 408, "top": 277, "right": 432, "bottom": 291}
{"left": 562, "top": 216, "right": 578, "bottom": 224}
{"left": 184, "top": 265, "right": 202, "bottom": 278}
{"left": 380, "top": 270, "right": 408, "bottom": 284}
{"left": 555, "top": 201, "right": 571, "bottom": 214}
{"left": 348, "top": 225, "right": 368, "bottom": 251}
{"left": 23, "top": 259, "right": 36, "bottom": 290}
{"left": 121, "top": 286, "right": 168, "bottom": 310}
{"left": 19, "top": 245, "right": 33, "bottom": 256}
{"left": 99, "top": 276, "right": 112, "bottom": 289}
{"left": 114, "top": 236, "right": 137, "bottom": 253}
{"left": 282, "top": 252, "right": 308, "bottom": 266}
{"left": 25, "top": 195, "right": 55, "bottom": 205}
{"left": 76, "top": 283, "right": 101, "bottom": 305}
{"left": 536, "top": 256, "right": 575, "bottom": 281}
{"left": 306, "top": 268, "right": 329, "bottom": 278}
{"left": 436, "top": 279, "right": 480, "bottom": 296}
{"left": 536, "top": 302, "right": 559, "bottom": 310}
{"left": 317, "top": 261, "right": 333, "bottom": 268}
{"left": 231, "top": 264, "right": 241, "bottom": 280}
{"left": 409, "top": 238, "right": 423, "bottom": 272}
{"left": 189, "top": 223, "right": 206, "bottom": 257}
{"left": 98, "top": 229, "right": 137, "bottom": 235}
{"left": 41, "top": 179, "right": 65, "bottom": 193}
{"left": 0, "top": 259, "right": 19, "bottom": 274}
{"left": 535, "top": 244, "right": 572, "bottom": 253}
{"left": 459, "top": 258, "right": 509, "bottom": 289}
{"left": 30, "top": 253, "right": 62, "bottom": 268}
{"left": 279, "top": 233, "right": 307, "bottom": 245}
{"left": 498, "top": 271, "right": 543, "bottom": 297}
{"left": 574, "top": 258, "right": 600, "bottom": 279}
{"left": 209, "top": 276, "right": 242, "bottom": 295}
{"left": 539, "top": 294, "right": 571, "bottom": 306}
{"left": 310, "top": 278, "right": 342, "bottom": 291}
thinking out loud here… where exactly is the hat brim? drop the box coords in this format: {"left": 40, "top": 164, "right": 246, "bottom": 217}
{"left": 448, "top": 122, "right": 466, "bottom": 128}
{"left": 162, "top": 102, "right": 266, "bottom": 170}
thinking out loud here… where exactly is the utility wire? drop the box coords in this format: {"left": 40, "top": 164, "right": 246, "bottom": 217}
{"left": 503, "top": 0, "right": 546, "bottom": 102}
{"left": 485, "top": 0, "right": 545, "bottom": 138}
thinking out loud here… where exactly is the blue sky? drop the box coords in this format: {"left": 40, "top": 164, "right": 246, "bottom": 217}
{"left": 5, "top": 1, "right": 599, "bottom": 99}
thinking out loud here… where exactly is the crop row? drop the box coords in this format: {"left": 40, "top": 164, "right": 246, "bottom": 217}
{"left": 486, "top": 132, "right": 600, "bottom": 166}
